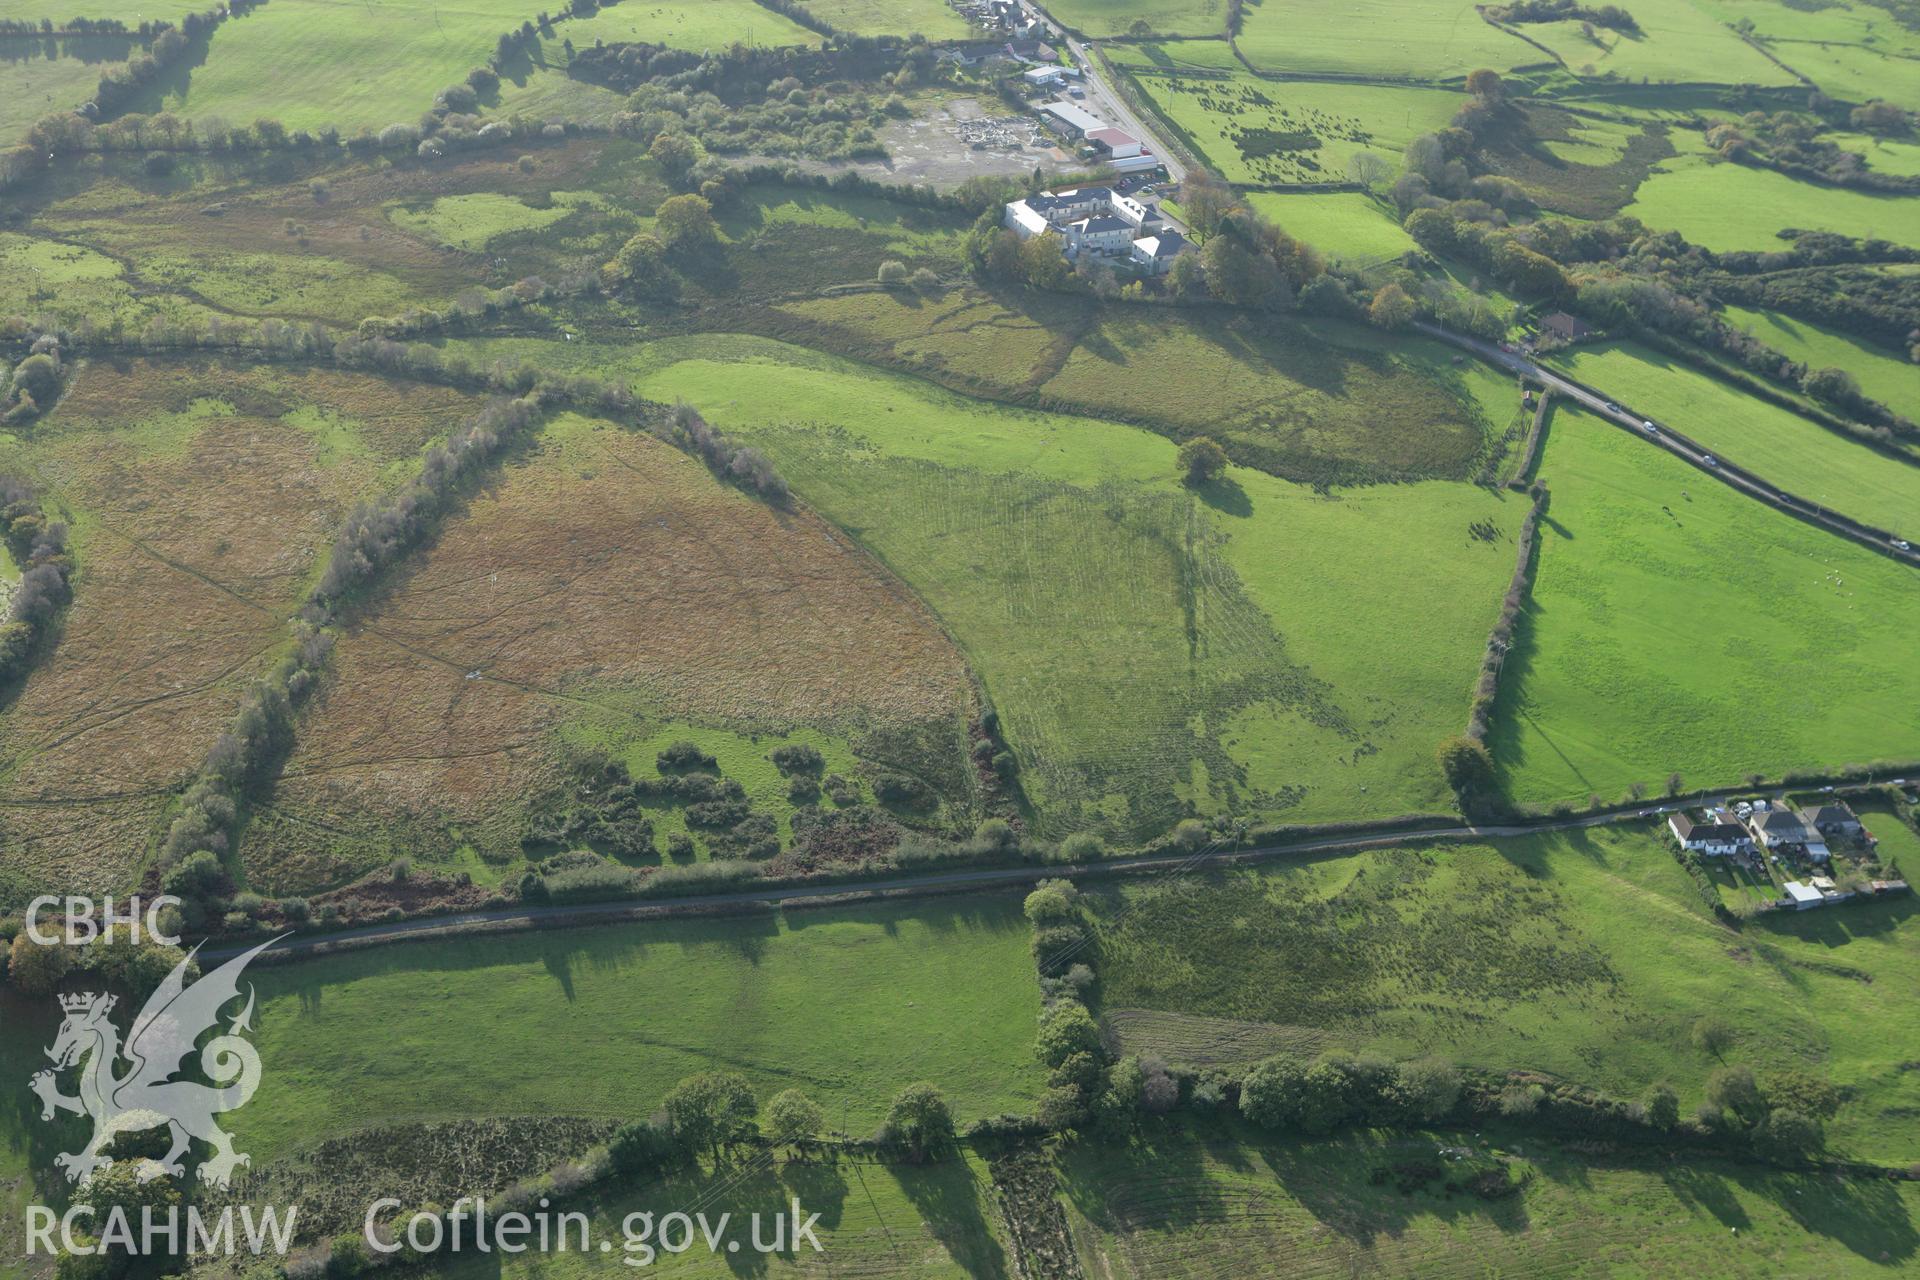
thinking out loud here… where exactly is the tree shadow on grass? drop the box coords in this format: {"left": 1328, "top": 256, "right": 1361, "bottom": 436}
{"left": 1745, "top": 1167, "right": 1918, "bottom": 1264}
{"left": 1260, "top": 1130, "right": 1532, "bottom": 1246}
{"left": 892, "top": 1154, "right": 1011, "bottom": 1279}
{"left": 1055, "top": 1127, "right": 1225, "bottom": 1235}
{"left": 1190, "top": 473, "right": 1251, "bottom": 517}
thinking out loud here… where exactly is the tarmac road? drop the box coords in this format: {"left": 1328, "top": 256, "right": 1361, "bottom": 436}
{"left": 1022, "top": 2, "right": 1188, "bottom": 186}
{"left": 208, "top": 803, "right": 1728, "bottom": 963}
{"left": 1416, "top": 322, "right": 1920, "bottom": 567}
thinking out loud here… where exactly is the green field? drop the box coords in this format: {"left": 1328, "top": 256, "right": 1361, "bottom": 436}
{"left": 443, "top": 329, "right": 1516, "bottom": 839}
{"left": 1549, "top": 342, "right": 1920, "bottom": 536}
{"left": 0, "top": 39, "right": 129, "bottom": 143}
{"left": 16, "top": 897, "right": 1034, "bottom": 1167}
{"left": 1062, "top": 1125, "right": 1920, "bottom": 1276}
{"left": 1044, "top": 0, "right": 1224, "bottom": 37}
{"left": 1625, "top": 139, "right": 1920, "bottom": 252}
{"left": 106, "top": 0, "right": 824, "bottom": 135}
{"left": 1232, "top": 0, "right": 1541, "bottom": 79}
{"left": 1087, "top": 823, "right": 1920, "bottom": 1162}
{"left": 1109, "top": 61, "right": 1463, "bottom": 186}
{"left": 123, "top": 0, "right": 546, "bottom": 132}
{"left": 1826, "top": 132, "right": 1920, "bottom": 179}
{"left": 0, "top": 0, "right": 208, "bottom": 19}
{"left": 548, "top": 0, "right": 821, "bottom": 50}
{"left": 1720, "top": 306, "right": 1920, "bottom": 423}
{"left": 1244, "top": 191, "right": 1418, "bottom": 263}
{"left": 1689, "top": 0, "right": 1920, "bottom": 58}
{"left": 800, "top": 0, "right": 974, "bottom": 38}
{"left": 386, "top": 189, "right": 612, "bottom": 251}
{"left": 777, "top": 289, "right": 1502, "bottom": 483}
{"left": 1490, "top": 404, "right": 1920, "bottom": 807}
{"left": 1512, "top": 2, "right": 1797, "bottom": 87}
{"left": 1770, "top": 42, "right": 1920, "bottom": 111}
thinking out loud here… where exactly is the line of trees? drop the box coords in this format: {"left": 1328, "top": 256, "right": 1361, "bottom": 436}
{"left": 1709, "top": 111, "right": 1920, "bottom": 196}
{"left": 318, "top": 395, "right": 542, "bottom": 603}
{"left": 154, "top": 390, "right": 543, "bottom": 912}
{"left": 1484, "top": 0, "right": 1638, "bottom": 33}
{"left": 668, "top": 401, "right": 789, "bottom": 502}
{"left": 1466, "top": 482, "right": 1549, "bottom": 743}
{"left": 85, "top": 0, "right": 263, "bottom": 120}
{"left": 0, "top": 475, "right": 74, "bottom": 688}
{"left": 750, "top": 0, "right": 839, "bottom": 40}
{"left": 3, "top": 88, "right": 570, "bottom": 196}
{"left": 0, "top": 16, "right": 167, "bottom": 37}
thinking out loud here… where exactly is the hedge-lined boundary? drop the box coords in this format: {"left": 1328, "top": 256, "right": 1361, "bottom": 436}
{"left": 1504, "top": 387, "right": 1552, "bottom": 490}
{"left": 1468, "top": 483, "right": 1548, "bottom": 742}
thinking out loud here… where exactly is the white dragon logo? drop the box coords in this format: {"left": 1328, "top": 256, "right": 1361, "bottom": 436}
{"left": 29, "top": 938, "right": 278, "bottom": 1190}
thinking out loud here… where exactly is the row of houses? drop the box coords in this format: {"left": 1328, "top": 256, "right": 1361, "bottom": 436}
{"left": 1668, "top": 798, "right": 1866, "bottom": 863}
{"left": 1669, "top": 797, "right": 1907, "bottom": 911}
{"left": 1003, "top": 185, "right": 1191, "bottom": 274}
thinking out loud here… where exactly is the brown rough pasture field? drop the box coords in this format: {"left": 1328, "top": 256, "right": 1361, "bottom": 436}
{"left": 247, "top": 414, "right": 975, "bottom": 894}
{"left": 0, "top": 359, "right": 485, "bottom": 899}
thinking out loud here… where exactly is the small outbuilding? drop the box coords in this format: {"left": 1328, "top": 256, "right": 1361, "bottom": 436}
{"left": 1783, "top": 881, "right": 1824, "bottom": 909}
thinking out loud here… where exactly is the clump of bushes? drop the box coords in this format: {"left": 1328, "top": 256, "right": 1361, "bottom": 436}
{"left": 668, "top": 402, "right": 788, "bottom": 503}
{"left": 770, "top": 743, "right": 824, "bottom": 775}
{"left": 319, "top": 395, "right": 542, "bottom": 604}
{"left": 526, "top": 755, "right": 658, "bottom": 859}
{"left": 4, "top": 334, "right": 65, "bottom": 424}
{"left": 657, "top": 739, "right": 717, "bottom": 771}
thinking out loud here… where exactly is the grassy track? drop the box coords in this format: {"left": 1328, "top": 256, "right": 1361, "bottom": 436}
{"left": 1548, "top": 342, "right": 1920, "bottom": 537}
{"left": 1490, "top": 404, "right": 1920, "bottom": 807}
{"left": 1088, "top": 823, "right": 1920, "bottom": 1162}
{"left": 1062, "top": 1124, "right": 1920, "bottom": 1276}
